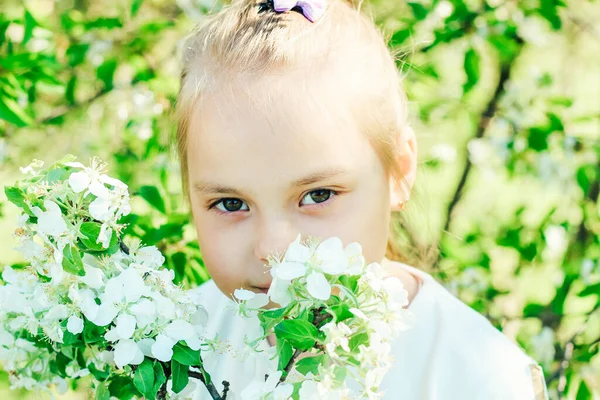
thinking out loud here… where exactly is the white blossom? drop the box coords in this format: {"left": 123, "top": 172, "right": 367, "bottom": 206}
{"left": 32, "top": 200, "right": 68, "bottom": 237}
{"left": 66, "top": 316, "right": 84, "bottom": 335}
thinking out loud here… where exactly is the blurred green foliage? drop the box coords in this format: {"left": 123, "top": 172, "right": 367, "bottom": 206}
{"left": 0, "top": 0, "right": 599, "bottom": 398}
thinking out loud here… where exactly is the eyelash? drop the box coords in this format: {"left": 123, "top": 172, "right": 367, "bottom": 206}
{"left": 207, "top": 189, "right": 339, "bottom": 215}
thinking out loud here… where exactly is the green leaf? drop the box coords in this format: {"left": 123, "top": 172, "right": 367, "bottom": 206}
{"left": 22, "top": 10, "right": 37, "bottom": 46}
{"left": 274, "top": 320, "right": 319, "bottom": 351}
{"left": 329, "top": 302, "right": 353, "bottom": 323}
{"left": 4, "top": 186, "right": 32, "bottom": 215}
{"left": 132, "top": 0, "right": 144, "bottom": 16}
{"left": 523, "top": 303, "right": 546, "bottom": 318}
{"left": 576, "top": 166, "right": 597, "bottom": 196}
{"left": 549, "top": 96, "right": 573, "bottom": 107}
{"left": 0, "top": 95, "right": 33, "bottom": 127}
{"left": 348, "top": 332, "right": 369, "bottom": 352}
{"left": 46, "top": 167, "right": 70, "bottom": 183}
{"left": 95, "top": 381, "right": 110, "bottom": 400}
{"left": 54, "top": 154, "right": 78, "bottom": 167}
{"left": 66, "top": 43, "right": 90, "bottom": 67}
{"left": 487, "top": 35, "right": 521, "bottom": 64}
{"left": 60, "top": 344, "right": 75, "bottom": 360}
{"left": 89, "top": 362, "right": 110, "bottom": 381}
{"left": 66, "top": 75, "right": 77, "bottom": 104}
{"left": 108, "top": 375, "right": 140, "bottom": 400}
{"left": 528, "top": 127, "right": 551, "bottom": 151}
{"left": 133, "top": 358, "right": 156, "bottom": 400}
{"left": 170, "top": 252, "right": 186, "bottom": 284}
{"left": 277, "top": 339, "right": 294, "bottom": 372}
{"left": 79, "top": 222, "right": 105, "bottom": 251}
{"left": 142, "top": 223, "right": 184, "bottom": 245}
{"left": 332, "top": 365, "right": 347, "bottom": 385}
{"left": 62, "top": 244, "right": 85, "bottom": 276}
{"left": 172, "top": 342, "right": 201, "bottom": 366}
{"left": 0, "top": 20, "right": 10, "bottom": 46}
{"left": 97, "top": 58, "right": 118, "bottom": 91}
{"left": 538, "top": 0, "right": 562, "bottom": 30}
{"left": 576, "top": 380, "right": 591, "bottom": 400}
{"left": 53, "top": 352, "right": 70, "bottom": 377}
{"left": 407, "top": 2, "right": 428, "bottom": 20}
{"left": 153, "top": 361, "right": 166, "bottom": 394}
{"left": 258, "top": 306, "right": 289, "bottom": 333}
{"left": 463, "top": 47, "right": 480, "bottom": 94}
{"left": 85, "top": 17, "right": 122, "bottom": 30}
{"left": 62, "top": 328, "right": 80, "bottom": 346}
{"left": 389, "top": 29, "right": 411, "bottom": 48}
{"left": 294, "top": 354, "right": 325, "bottom": 376}
{"left": 338, "top": 275, "right": 359, "bottom": 293}
{"left": 139, "top": 185, "right": 166, "bottom": 214}
{"left": 171, "top": 360, "right": 189, "bottom": 394}
{"left": 83, "top": 319, "right": 107, "bottom": 345}
{"left": 579, "top": 283, "right": 600, "bottom": 297}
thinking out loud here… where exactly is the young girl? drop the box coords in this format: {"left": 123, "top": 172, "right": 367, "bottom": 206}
{"left": 173, "top": 0, "right": 549, "bottom": 398}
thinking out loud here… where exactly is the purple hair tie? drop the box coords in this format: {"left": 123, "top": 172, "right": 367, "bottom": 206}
{"left": 273, "top": 0, "right": 326, "bottom": 22}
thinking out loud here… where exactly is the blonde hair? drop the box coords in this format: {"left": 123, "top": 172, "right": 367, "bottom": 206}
{"left": 174, "top": 0, "right": 437, "bottom": 269}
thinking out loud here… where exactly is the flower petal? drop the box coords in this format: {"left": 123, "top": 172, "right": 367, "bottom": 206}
{"left": 89, "top": 197, "right": 112, "bottom": 222}
{"left": 113, "top": 339, "right": 139, "bottom": 369}
{"left": 233, "top": 288, "right": 256, "bottom": 301}
{"left": 267, "top": 279, "right": 292, "bottom": 306}
{"left": 36, "top": 201, "right": 68, "bottom": 237}
{"left": 246, "top": 293, "right": 269, "bottom": 309}
{"left": 93, "top": 303, "right": 119, "bottom": 326}
{"left": 284, "top": 234, "right": 312, "bottom": 263}
{"left": 299, "top": 380, "right": 319, "bottom": 400}
{"left": 115, "top": 314, "right": 136, "bottom": 339}
{"left": 119, "top": 268, "right": 147, "bottom": 303}
{"left": 185, "top": 335, "right": 202, "bottom": 351}
{"left": 66, "top": 315, "right": 84, "bottom": 334}
{"left": 275, "top": 261, "right": 307, "bottom": 280}
{"left": 68, "top": 171, "right": 90, "bottom": 193}
{"left": 264, "top": 370, "right": 283, "bottom": 392}
{"left": 137, "top": 338, "right": 155, "bottom": 357}
{"left": 316, "top": 237, "right": 347, "bottom": 275}
{"left": 165, "top": 320, "right": 194, "bottom": 341}
{"left": 97, "top": 223, "right": 112, "bottom": 248}
{"left": 151, "top": 334, "right": 176, "bottom": 362}
{"left": 80, "top": 264, "right": 104, "bottom": 289}
{"left": 306, "top": 272, "right": 331, "bottom": 300}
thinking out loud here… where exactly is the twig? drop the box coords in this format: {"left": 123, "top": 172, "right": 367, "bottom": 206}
{"left": 221, "top": 381, "right": 230, "bottom": 400}
{"left": 546, "top": 304, "right": 600, "bottom": 396}
{"left": 279, "top": 349, "right": 303, "bottom": 383}
{"left": 119, "top": 239, "right": 130, "bottom": 255}
{"left": 188, "top": 369, "right": 225, "bottom": 400}
{"left": 433, "top": 37, "right": 524, "bottom": 271}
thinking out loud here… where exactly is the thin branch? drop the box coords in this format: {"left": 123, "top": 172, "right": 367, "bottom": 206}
{"left": 433, "top": 38, "right": 524, "bottom": 270}
{"left": 188, "top": 369, "right": 227, "bottom": 400}
{"left": 546, "top": 304, "right": 600, "bottom": 397}
{"left": 279, "top": 349, "right": 303, "bottom": 383}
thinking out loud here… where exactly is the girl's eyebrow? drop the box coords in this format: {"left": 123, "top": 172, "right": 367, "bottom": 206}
{"left": 292, "top": 167, "right": 350, "bottom": 187}
{"left": 193, "top": 167, "right": 350, "bottom": 195}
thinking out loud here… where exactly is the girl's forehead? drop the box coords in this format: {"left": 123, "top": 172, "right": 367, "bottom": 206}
{"left": 189, "top": 77, "right": 365, "bottom": 154}
{"left": 186, "top": 80, "right": 378, "bottom": 186}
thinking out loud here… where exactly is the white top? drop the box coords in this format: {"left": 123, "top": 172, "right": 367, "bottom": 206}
{"left": 189, "top": 263, "right": 549, "bottom": 400}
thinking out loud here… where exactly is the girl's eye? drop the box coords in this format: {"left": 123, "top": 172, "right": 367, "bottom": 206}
{"left": 301, "top": 189, "right": 337, "bottom": 206}
{"left": 212, "top": 198, "right": 249, "bottom": 213}
{"left": 209, "top": 189, "right": 337, "bottom": 215}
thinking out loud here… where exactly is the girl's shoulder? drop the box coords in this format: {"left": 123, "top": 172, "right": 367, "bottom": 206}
{"left": 385, "top": 260, "right": 549, "bottom": 399}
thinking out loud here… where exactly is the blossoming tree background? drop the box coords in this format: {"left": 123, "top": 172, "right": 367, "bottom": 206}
{"left": 0, "top": 0, "right": 598, "bottom": 398}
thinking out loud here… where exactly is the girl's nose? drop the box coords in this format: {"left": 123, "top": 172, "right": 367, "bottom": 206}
{"left": 253, "top": 216, "right": 298, "bottom": 264}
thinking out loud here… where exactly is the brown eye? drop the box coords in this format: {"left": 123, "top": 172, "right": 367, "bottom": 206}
{"left": 302, "top": 189, "right": 335, "bottom": 205}
{"left": 215, "top": 198, "right": 248, "bottom": 213}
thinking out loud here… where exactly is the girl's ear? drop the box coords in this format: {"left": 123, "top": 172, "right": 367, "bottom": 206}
{"left": 390, "top": 126, "right": 418, "bottom": 211}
